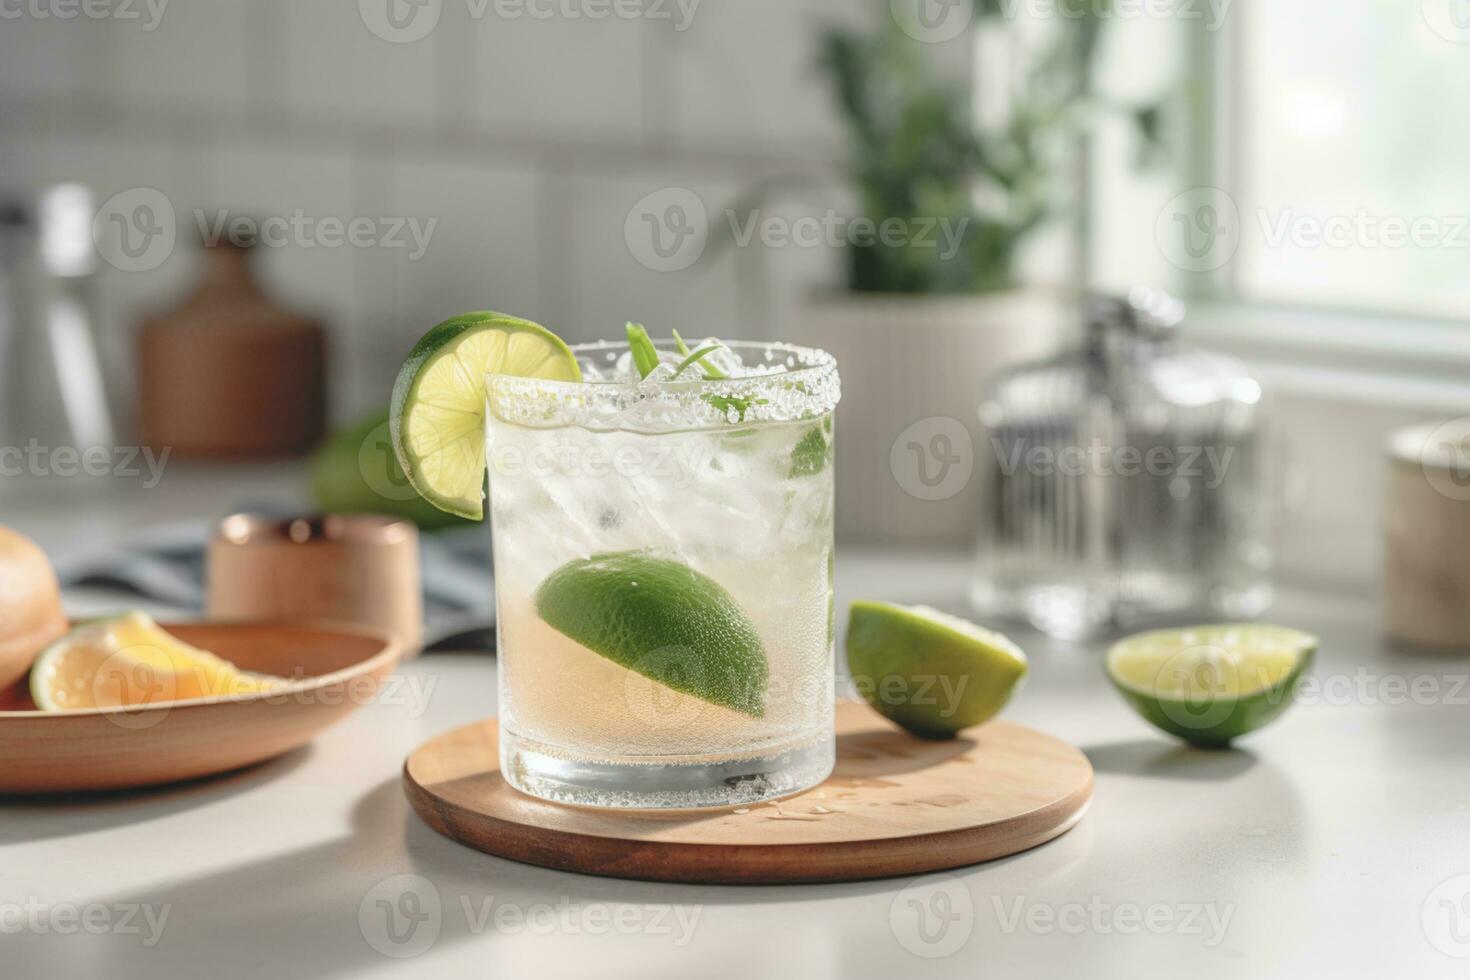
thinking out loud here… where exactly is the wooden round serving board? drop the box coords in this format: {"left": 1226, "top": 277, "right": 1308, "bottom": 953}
{"left": 404, "top": 703, "right": 1093, "bottom": 884}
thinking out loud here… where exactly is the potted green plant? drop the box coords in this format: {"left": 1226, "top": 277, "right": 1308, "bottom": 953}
{"left": 778, "top": 5, "right": 1163, "bottom": 544}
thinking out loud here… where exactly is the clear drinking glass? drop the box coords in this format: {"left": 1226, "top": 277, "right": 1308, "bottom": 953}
{"left": 486, "top": 340, "right": 840, "bottom": 808}
{"left": 972, "top": 290, "right": 1273, "bottom": 640}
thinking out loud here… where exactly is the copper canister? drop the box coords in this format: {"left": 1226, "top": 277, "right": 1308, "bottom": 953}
{"left": 207, "top": 514, "right": 423, "bottom": 656}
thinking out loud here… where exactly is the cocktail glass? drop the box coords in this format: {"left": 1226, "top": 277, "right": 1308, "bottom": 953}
{"left": 486, "top": 340, "right": 839, "bottom": 808}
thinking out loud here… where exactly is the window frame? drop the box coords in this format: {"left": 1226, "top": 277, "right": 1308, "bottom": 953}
{"left": 1167, "top": 6, "right": 1470, "bottom": 405}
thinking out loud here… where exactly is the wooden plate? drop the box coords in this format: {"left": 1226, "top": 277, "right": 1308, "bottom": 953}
{"left": 0, "top": 622, "right": 401, "bottom": 794}
{"left": 405, "top": 702, "right": 1093, "bottom": 884}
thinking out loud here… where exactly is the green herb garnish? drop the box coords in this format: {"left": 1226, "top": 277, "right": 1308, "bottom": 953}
{"left": 673, "top": 345, "right": 723, "bottom": 380}
{"left": 788, "top": 423, "right": 831, "bottom": 478}
{"left": 672, "top": 328, "right": 728, "bottom": 380}
{"left": 625, "top": 322, "right": 661, "bottom": 379}
{"left": 634, "top": 325, "right": 764, "bottom": 421}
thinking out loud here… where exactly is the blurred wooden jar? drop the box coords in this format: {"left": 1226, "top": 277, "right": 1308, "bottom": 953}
{"left": 1385, "top": 421, "right": 1470, "bottom": 650}
{"left": 208, "top": 514, "right": 423, "bottom": 656}
{"left": 139, "top": 238, "right": 325, "bottom": 458}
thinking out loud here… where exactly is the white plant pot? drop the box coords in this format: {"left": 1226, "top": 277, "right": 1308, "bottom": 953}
{"left": 793, "top": 289, "right": 1070, "bottom": 546}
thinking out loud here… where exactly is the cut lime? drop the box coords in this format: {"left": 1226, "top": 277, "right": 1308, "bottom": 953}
{"left": 311, "top": 411, "right": 470, "bottom": 530}
{"left": 390, "top": 312, "right": 580, "bottom": 520}
{"left": 534, "top": 552, "right": 768, "bottom": 717}
{"left": 1106, "top": 624, "right": 1317, "bottom": 747}
{"left": 845, "top": 600, "right": 1028, "bottom": 739}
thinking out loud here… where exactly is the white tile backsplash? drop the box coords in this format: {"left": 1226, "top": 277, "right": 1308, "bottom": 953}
{"left": 468, "top": 7, "right": 647, "bottom": 140}
{"left": 384, "top": 154, "right": 545, "bottom": 333}
{"left": 101, "top": 0, "right": 251, "bottom": 114}
{"left": 0, "top": 11, "right": 102, "bottom": 101}
{"left": 208, "top": 141, "right": 360, "bottom": 317}
{"left": 276, "top": 0, "right": 443, "bottom": 126}
{"left": 662, "top": 0, "right": 855, "bottom": 156}
{"left": 558, "top": 172, "right": 745, "bottom": 343}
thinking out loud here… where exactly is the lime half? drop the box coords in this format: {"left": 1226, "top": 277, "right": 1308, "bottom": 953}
{"left": 390, "top": 312, "right": 580, "bottom": 520}
{"left": 535, "top": 552, "right": 769, "bottom": 717}
{"left": 1106, "top": 624, "right": 1317, "bottom": 747}
{"left": 846, "top": 601, "right": 1028, "bottom": 739}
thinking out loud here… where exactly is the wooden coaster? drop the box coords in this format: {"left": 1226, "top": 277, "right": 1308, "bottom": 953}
{"left": 404, "top": 702, "right": 1093, "bottom": 884}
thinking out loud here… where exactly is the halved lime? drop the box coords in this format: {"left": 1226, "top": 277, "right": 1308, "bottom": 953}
{"left": 1106, "top": 624, "right": 1317, "bottom": 747}
{"left": 390, "top": 312, "right": 580, "bottom": 520}
{"left": 534, "top": 552, "right": 769, "bottom": 717}
{"left": 845, "top": 600, "right": 1028, "bottom": 739}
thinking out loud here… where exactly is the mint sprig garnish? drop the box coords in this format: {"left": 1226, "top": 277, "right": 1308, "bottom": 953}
{"left": 625, "top": 322, "right": 661, "bottom": 379}
{"left": 673, "top": 345, "right": 723, "bottom": 379}
{"left": 672, "top": 329, "right": 728, "bottom": 380}
{"left": 627, "top": 324, "right": 769, "bottom": 421}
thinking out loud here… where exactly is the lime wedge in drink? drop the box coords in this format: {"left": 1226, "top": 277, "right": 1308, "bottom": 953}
{"left": 1106, "top": 624, "right": 1316, "bottom": 747}
{"left": 535, "top": 552, "right": 769, "bottom": 718}
{"left": 390, "top": 312, "right": 580, "bottom": 520}
{"left": 845, "top": 600, "right": 1028, "bottom": 739}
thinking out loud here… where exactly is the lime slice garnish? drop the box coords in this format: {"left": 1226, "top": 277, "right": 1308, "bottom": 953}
{"left": 534, "top": 552, "right": 769, "bottom": 718}
{"left": 1106, "top": 624, "right": 1317, "bottom": 747}
{"left": 845, "top": 600, "right": 1028, "bottom": 739}
{"left": 390, "top": 312, "right": 580, "bottom": 520}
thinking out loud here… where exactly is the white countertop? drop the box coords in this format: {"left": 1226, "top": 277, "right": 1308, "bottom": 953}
{"left": 3, "top": 472, "right": 1469, "bottom": 978}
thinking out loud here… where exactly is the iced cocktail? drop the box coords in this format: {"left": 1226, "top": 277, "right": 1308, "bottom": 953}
{"left": 485, "top": 335, "right": 839, "bottom": 808}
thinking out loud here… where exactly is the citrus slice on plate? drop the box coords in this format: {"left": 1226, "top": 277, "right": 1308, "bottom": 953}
{"left": 1105, "top": 624, "right": 1317, "bottom": 747}
{"left": 845, "top": 601, "right": 1028, "bottom": 739}
{"left": 30, "top": 611, "right": 280, "bottom": 711}
{"left": 390, "top": 312, "right": 581, "bottom": 520}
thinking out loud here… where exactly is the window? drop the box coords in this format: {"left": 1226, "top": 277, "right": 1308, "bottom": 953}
{"left": 1227, "top": 0, "right": 1470, "bottom": 320}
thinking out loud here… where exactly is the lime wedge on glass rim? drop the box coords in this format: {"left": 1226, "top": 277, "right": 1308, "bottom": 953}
{"left": 1105, "top": 624, "right": 1317, "bottom": 748}
{"left": 389, "top": 312, "right": 580, "bottom": 520}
